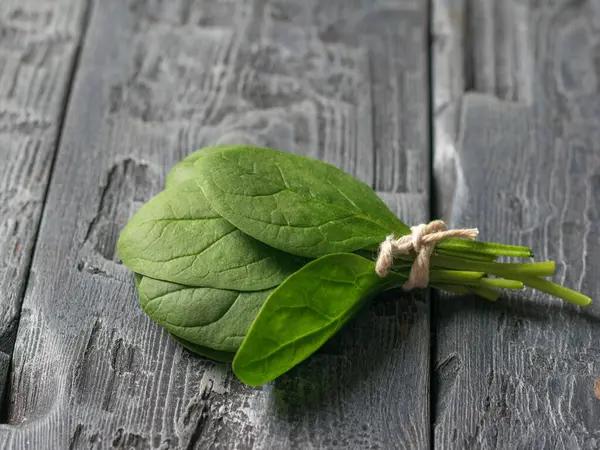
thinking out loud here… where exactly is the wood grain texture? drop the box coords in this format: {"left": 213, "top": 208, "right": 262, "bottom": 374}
{"left": 432, "top": 0, "right": 533, "bottom": 218}
{"left": 1, "top": 0, "right": 431, "bottom": 448}
{"left": 431, "top": 0, "right": 464, "bottom": 219}
{"left": 0, "top": 0, "right": 89, "bottom": 386}
{"left": 0, "top": 352, "right": 9, "bottom": 409}
{"left": 433, "top": 0, "right": 600, "bottom": 447}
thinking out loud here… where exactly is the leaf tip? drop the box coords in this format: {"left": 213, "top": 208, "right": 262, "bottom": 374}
{"left": 232, "top": 360, "right": 268, "bottom": 387}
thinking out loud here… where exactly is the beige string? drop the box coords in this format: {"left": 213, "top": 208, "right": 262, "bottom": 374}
{"left": 375, "top": 220, "right": 479, "bottom": 290}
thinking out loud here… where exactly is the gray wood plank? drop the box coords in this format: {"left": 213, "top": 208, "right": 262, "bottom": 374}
{"left": 431, "top": 0, "right": 465, "bottom": 219}
{"left": 433, "top": 1, "right": 600, "bottom": 447}
{"left": 0, "top": 352, "right": 9, "bottom": 409}
{"left": 0, "top": 0, "right": 89, "bottom": 405}
{"left": 0, "top": 0, "right": 431, "bottom": 448}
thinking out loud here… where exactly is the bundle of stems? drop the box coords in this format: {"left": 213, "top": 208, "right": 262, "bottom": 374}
{"left": 384, "top": 239, "right": 591, "bottom": 306}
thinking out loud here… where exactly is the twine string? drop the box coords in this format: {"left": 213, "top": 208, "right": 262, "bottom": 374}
{"left": 375, "top": 220, "right": 479, "bottom": 289}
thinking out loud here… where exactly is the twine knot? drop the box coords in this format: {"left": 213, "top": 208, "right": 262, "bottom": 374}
{"left": 375, "top": 220, "right": 479, "bottom": 290}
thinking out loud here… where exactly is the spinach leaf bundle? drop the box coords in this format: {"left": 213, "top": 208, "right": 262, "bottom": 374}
{"left": 118, "top": 145, "right": 591, "bottom": 385}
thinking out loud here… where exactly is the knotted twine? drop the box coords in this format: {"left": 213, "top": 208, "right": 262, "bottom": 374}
{"left": 375, "top": 220, "right": 479, "bottom": 290}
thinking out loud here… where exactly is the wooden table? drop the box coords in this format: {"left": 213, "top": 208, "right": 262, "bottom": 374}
{"left": 1, "top": 0, "right": 599, "bottom": 448}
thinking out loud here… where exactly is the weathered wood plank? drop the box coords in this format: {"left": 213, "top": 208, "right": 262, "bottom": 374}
{"left": 1, "top": 0, "right": 431, "bottom": 448}
{"left": 431, "top": 0, "right": 465, "bottom": 219}
{"left": 0, "top": 0, "right": 89, "bottom": 408}
{"left": 0, "top": 352, "right": 9, "bottom": 409}
{"left": 433, "top": 1, "right": 600, "bottom": 447}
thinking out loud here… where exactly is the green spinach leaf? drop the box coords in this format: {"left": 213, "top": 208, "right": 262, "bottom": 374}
{"left": 137, "top": 274, "right": 237, "bottom": 361}
{"left": 133, "top": 273, "right": 143, "bottom": 289}
{"left": 194, "top": 146, "right": 409, "bottom": 258}
{"left": 169, "top": 333, "right": 235, "bottom": 363}
{"left": 118, "top": 179, "right": 305, "bottom": 291}
{"left": 137, "top": 275, "right": 272, "bottom": 352}
{"left": 165, "top": 145, "right": 232, "bottom": 189}
{"left": 232, "top": 253, "right": 383, "bottom": 386}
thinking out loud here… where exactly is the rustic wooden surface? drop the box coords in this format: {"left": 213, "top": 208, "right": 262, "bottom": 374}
{"left": 0, "top": 0, "right": 89, "bottom": 410}
{"left": 433, "top": 0, "right": 600, "bottom": 448}
{"left": 0, "top": 0, "right": 431, "bottom": 448}
{"left": 1, "top": 0, "right": 599, "bottom": 448}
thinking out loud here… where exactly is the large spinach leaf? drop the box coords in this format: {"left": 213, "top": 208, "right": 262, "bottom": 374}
{"left": 194, "top": 146, "right": 409, "bottom": 258}
{"left": 118, "top": 179, "right": 305, "bottom": 291}
{"left": 136, "top": 274, "right": 235, "bottom": 361}
{"left": 137, "top": 275, "right": 272, "bottom": 353}
{"left": 165, "top": 145, "right": 232, "bottom": 189}
{"left": 232, "top": 253, "right": 383, "bottom": 386}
